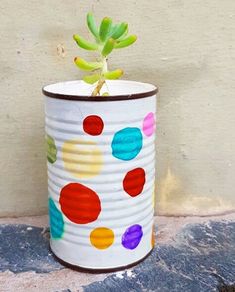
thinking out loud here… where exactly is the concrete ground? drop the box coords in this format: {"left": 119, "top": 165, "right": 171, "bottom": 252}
{"left": 0, "top": 214, "right": 234, "bottom": 292}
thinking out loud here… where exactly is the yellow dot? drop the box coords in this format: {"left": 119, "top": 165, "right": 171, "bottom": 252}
{"left": 62, "top": 139, "right": 103, "bottom": 179}
{"left": 90, "top": 227, "right": 114, "bottom": 250}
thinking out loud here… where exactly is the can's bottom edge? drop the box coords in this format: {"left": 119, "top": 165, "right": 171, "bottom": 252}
{"left": 50, "top": 246, "right": 154, "bottom": 273}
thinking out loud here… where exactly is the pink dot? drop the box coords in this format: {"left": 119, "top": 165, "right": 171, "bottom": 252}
{"left": 143, "top": 112, "right": 155, "bottom": 137}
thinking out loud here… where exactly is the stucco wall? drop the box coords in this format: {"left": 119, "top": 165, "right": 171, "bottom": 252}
{"left": 0, "top": 0, "right": 234, "bottom": 216}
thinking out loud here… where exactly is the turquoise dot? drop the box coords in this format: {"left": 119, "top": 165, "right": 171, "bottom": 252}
{"left": 111, "top": 127, "right": 143, "bottom": 161}
{"left": 49, "top": 198, "right": 64, "bottom": 239}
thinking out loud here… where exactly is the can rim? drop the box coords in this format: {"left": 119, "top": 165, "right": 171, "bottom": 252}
{"left": 50, "top": 245, "right": 154, "bottom": 272}
{"left": 42, "top": 80, "right": 158, "bottom": 101}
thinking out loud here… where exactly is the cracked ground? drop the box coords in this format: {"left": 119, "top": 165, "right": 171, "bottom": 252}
{"left": 0, "top": 214, "right": 234, "bottom": 292}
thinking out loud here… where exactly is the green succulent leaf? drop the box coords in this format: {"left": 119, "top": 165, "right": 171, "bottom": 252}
{"left": 83, "top": 74, "right": 101, "bottom": 84}
{"left": 114, "top": 35, "right": 137, "bottom": 49}
{"left": 103, "top": 69, "right": 123, "bottom": 80}
{"left": 73, "top": 34, "right": 98, "bottom": 51}
{"left": 87, "top": 12, "right": 99, "bottom": 39}
{"left": 102, "top": 38, "right": 115, "bottom": 56}
{"left": 117, "top": 28, "right": 129, "bottom": 40}
{"left": 111, "top": 22, "right": 128, "bottom": 40}
{"left": 73, "top": 13, "right": 137, "bottom": 96}
{"left": 109, "top": 24, "right": 118, "bottom": 36}
{"left": 74, "top": 57, "right": 102, "bottom": 71}
{"left": 99, "top": 17, "right": 112, "bottom": 42}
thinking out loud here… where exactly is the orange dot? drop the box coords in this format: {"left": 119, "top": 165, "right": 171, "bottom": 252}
{"left": 90, "top": 227, "right": 114, "bottom": 250}
{"left": 151, "top": 225, "right": 155, "bottom": 248}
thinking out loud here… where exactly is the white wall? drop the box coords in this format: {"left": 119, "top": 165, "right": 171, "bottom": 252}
{"left": 0, "top": 0, "right": 234, "bottom": 216}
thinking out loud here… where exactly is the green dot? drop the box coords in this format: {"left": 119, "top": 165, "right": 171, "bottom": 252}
{"left": 46, "top": 135, "right": 57, "bottom": 164}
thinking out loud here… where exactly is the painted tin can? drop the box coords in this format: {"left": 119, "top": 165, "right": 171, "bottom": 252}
{"left": 43, "top": 80, "right": 157, "bottom": 270}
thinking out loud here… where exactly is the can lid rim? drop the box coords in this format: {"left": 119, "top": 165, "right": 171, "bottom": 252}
{"left": 42, "top": 80, "right": 158, "bottom": 101}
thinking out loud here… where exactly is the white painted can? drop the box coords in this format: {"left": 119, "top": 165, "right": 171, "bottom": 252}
{"left": 43, "top": 80, "right": 157, "bottom": 270}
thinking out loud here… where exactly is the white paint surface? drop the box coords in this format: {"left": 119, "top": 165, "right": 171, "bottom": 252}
{"left": 45, "top": 81, "right": 156, "bottom": 268}
{"left": 0, "top": 0, "right": 235, "bottom": 216}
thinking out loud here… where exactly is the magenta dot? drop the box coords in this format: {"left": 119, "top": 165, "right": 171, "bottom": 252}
{"left": 143, "top": 112, "right": 155, "bottom": 137}
{"left": 122, "top": 224, "right": 143, "bottom": 250}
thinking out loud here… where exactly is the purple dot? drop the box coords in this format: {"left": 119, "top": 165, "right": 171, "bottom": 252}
{"left": 122, "top": 224, "right": 143, "bottom": 250}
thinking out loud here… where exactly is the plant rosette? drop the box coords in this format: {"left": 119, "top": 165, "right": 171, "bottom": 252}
{"left": 43, "top": 13, "right": 158, "bottom": 271}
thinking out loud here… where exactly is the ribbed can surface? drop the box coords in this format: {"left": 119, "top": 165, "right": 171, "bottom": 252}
{"left": 44, "top": 83, "right": 156, "bottom": 270}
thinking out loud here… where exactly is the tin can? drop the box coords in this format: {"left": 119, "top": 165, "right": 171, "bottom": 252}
{"left": 43, "top": 80, "right": 157, "bottom": 270}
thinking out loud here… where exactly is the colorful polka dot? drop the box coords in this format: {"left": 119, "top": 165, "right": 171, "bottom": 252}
{"left": 59, "top": 183, "right": 101, "bottom": 224}
{"left": 143, "top": 112, "right": 155, "bottom": 137}
{"left": 111, "top": 127, "right": 143, "bottom": 161}
{"left": 46, "top": 135, "right": 57, "bottom": 164}
{"left": 121, "top": 224, "right": 143, "bottom": 250}
{"left": 123, "top": 168, "right": 146, "bottom": 197}
{"left": 83, "top": 115, "right": 104, "bottom": 136}
{"left": 49, "top": 197, "right": 64, "bottom": 239}
{"left": 62, "top": 139, "right": 103, "bottom": 179}
{"left": 90, "top": 227, "right": 114, "bottom": 250}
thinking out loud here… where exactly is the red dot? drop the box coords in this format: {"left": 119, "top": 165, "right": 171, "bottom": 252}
{"left": 83, "top": 115, "right": 104, "bottom": 136}
{"left": 59, "top": 183, "right": 101, "bottom": 224}
{"left": 123, "top": 168, "right": 146, "bottom": 197}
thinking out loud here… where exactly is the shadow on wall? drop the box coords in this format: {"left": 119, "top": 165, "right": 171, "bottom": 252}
{"left": 140, "top": 61, "right": 235, "bottom": 216}
{"left": 157, "top": 167, "right": 235, "bottom": 216}
{"left": 17, "top": 127, "right": 48, "bottom": 216}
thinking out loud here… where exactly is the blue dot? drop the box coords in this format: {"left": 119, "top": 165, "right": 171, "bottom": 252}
{"left": 111, "top": 127, "right": 143, "bottom": 161}
{"left": 49, "top": 198, "right": 64, "bottom": 239}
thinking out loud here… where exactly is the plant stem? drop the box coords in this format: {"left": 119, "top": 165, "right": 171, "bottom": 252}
{"left": 92, "top": 56, "right": 108, "bottom": 96}
{"left": 91, "top": 79, "right": 105, "bottom": 96}
{"left": 102, "top": 57, "right": 108, "bottom": 74}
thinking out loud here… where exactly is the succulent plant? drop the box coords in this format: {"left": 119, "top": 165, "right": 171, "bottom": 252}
{"left": 73, "top": 13, "right": 137, "bottom": 96}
